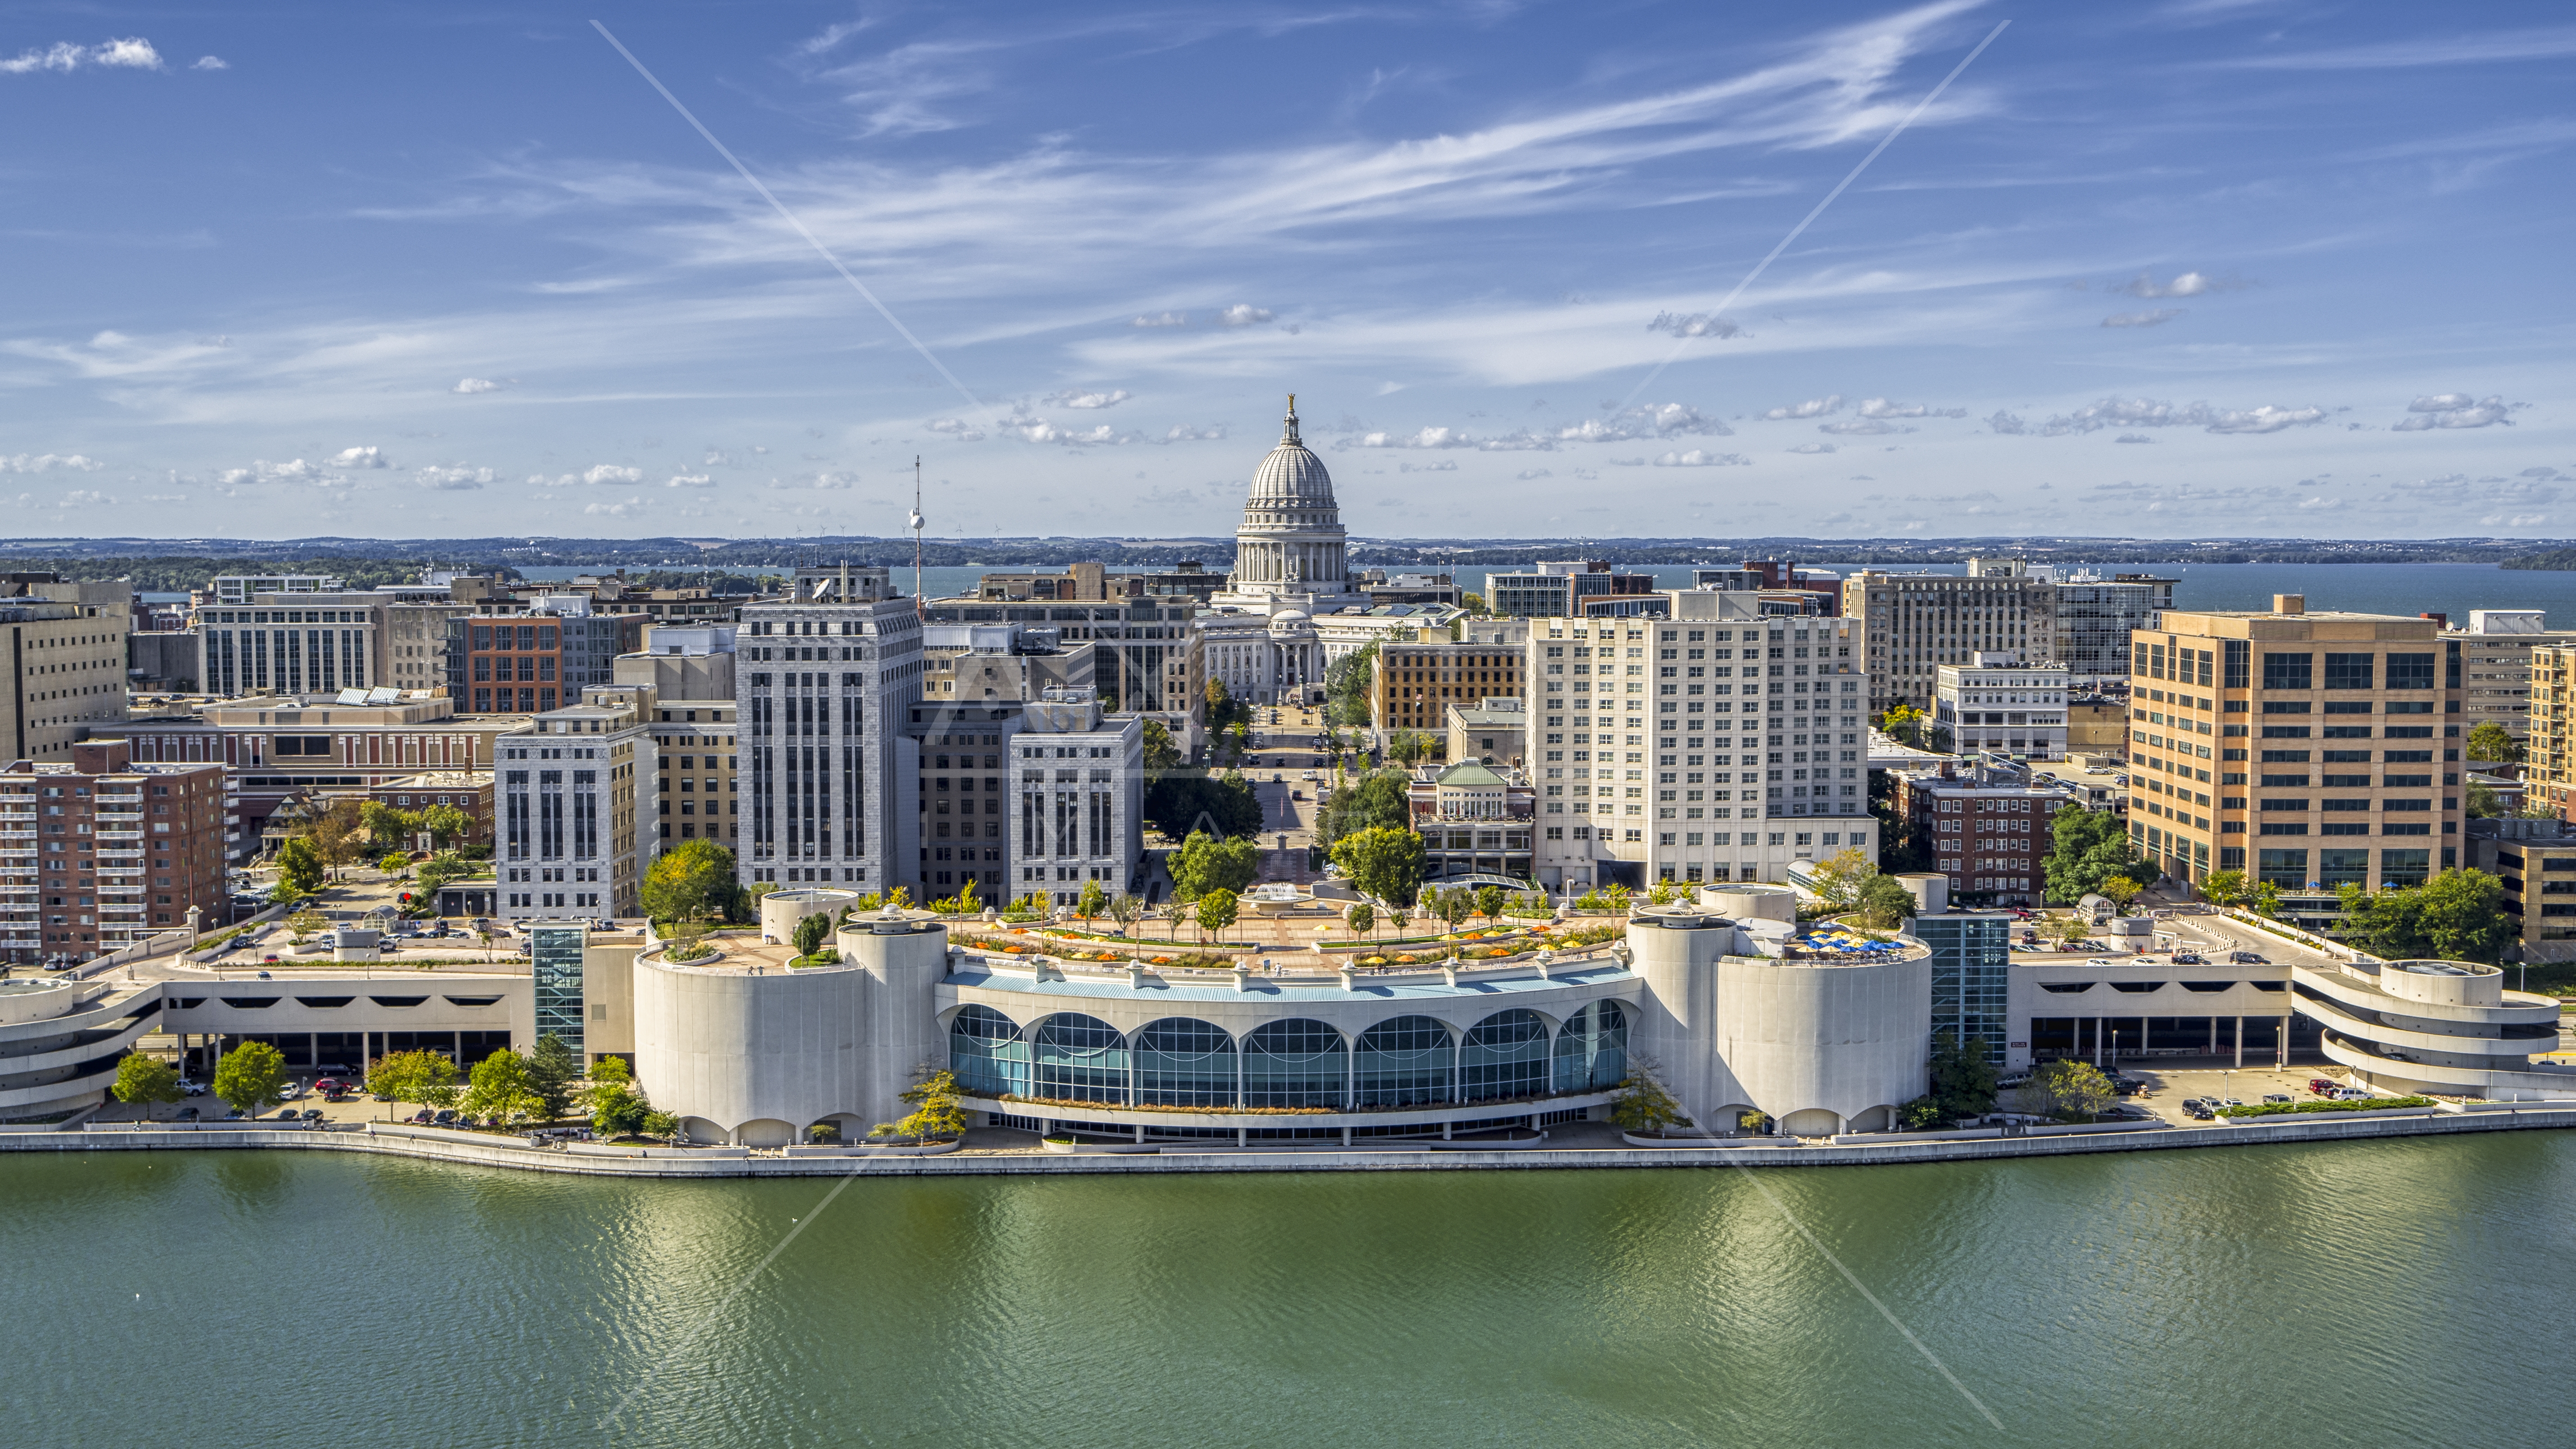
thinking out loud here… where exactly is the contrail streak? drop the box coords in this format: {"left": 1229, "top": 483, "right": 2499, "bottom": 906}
{"left": 1615, "top": 18, "right": 2011, "bottom": 413}
{"left": 591, "top": 19, "right": 991, "bottom": 425}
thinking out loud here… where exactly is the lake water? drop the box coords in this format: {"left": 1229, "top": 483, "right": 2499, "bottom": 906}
{"left": 11, "top": 1137, "right": 2576, "bottom": 1447}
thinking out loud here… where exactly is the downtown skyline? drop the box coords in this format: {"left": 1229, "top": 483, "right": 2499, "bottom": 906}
{"left": 1, "top": 1, "right": 2571, "bottom": 541}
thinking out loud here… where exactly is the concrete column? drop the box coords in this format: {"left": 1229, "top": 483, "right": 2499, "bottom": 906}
{"left": 2278, "top": 1014, "right": 2289, "bottom": 1069}
{"left": 1341, "top": 1125, "right": 1352, "bottom": 1148}
{"left": 2233, "top": 1015, "right": 2244, "bottom": 1068}
{"left": 2208, "top": 1017, "right": 2217, "bottom": 1055}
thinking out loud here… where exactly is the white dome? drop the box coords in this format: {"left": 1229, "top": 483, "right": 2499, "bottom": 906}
{"left": 1268, "top": 609, "right": 1312, "bottom": 633}
{"left": 1248, "top": 398, "right": 1335, "bottom": 505}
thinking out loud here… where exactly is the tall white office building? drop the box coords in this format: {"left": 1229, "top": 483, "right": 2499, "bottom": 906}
{"left": 735, "top": 568, "right": 923, "bottom": 889}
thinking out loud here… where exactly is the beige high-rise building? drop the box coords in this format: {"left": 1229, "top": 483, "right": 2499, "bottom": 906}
{"left": 1844, "top": 562, "right": 2053, "bottom": 715}
{"left": 1, "top": 574, "right": 132, "bottom": 764}
{"left": 2136, "top": 595, "right": 2461, "bottom": 896}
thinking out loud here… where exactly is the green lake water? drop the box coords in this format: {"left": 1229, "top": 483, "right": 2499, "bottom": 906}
{"left": 6, "top": 1136, "right": 2573, "bottom": 1447}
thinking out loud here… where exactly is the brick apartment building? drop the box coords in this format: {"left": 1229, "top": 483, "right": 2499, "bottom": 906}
{"left": 446, "top": 607, "right": 645, "bottom": 715}
{"left": 1894, "top": 760, "right": 2071, "bottom": 909}
{"left": 1, "top": 739, "right": 225, "bottom": 964}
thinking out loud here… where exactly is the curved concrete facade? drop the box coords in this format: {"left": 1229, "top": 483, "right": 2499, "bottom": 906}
{"left": 2293, "top": 959, "right": 2575, "bottom": 1099}
{"left": 1699, "top": 884, "right": 1797, "bottom": 923}
{"left": 0, "top": 979, "right": 159, "bottom": 1116}
{"left": 758, "top": 886, "right": 861, "bottom": 946}
{"left": 1628, "top": 906, "right": 1931, "bottom": 1135}
{"left": 631, "top": 911, "right": 948, "bottom": 1143}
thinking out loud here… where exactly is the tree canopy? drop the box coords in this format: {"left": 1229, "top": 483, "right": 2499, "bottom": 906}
{"left": 113, "top": 1053, "right": 185, "bottom": 1119}
{"left": 1330, "top": 826, "right": 1425, "bottom": 909}
{"left": 1854, "top": 873, "right": 1917, "bottom": 931}
{"left": 2335, "top": 869, "right": 2515, "bottom": 965}
{"left": 460, "top": 1049, "right": 547, "bottom": 1125}
{"left": 2465, "top": 722, "right": 2522, "bottom": 764}
{"left": 274, "top": 837, "right": 324, "bottom": 898}
{"left": 641, "top": 838, "right": 739, "bottom": 924}
{"left": 368, "top": 1049, "right": 459, "bottom": 1116}
{"left": 1323, "top": 640, "right": 1379, "bottom": 727}
{"left": 1316, "top": 769, "right": 1412, "bottom": 846}
{"left": 1144, "top": 769, "right": 1263, "bottom": 840}
{"left": 1806, "top": 846, "right": 1876, "bottom": 909}
{"left": 1195, "top": 887, "right": 1239, "bottom": 941}
{"left": 2042, "top": 804, "right": 2144, "bottom": 904}
{"left": 1139, "top": 718, "right": 1184, "bottom": 776}
{"left": 1170, "top": 830, "right": 1262, "bottom": 901}
{"left": 213, "top": 1040, "right": 289, "bottom": 1120}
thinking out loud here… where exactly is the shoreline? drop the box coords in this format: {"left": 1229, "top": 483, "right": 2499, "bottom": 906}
{"left": 14, "top": 1106, "right": 2574, "bottom": 1178}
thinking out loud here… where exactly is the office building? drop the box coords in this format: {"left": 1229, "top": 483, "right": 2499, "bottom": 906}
{"left": 0, "top": 739, "right": 225, "bottom": 965}
{"left": 910, "top": 701, "right": 1023, "bottom": 902}
{"left": 211, "top": 574, "right": 341, "bottom": 604}
{"left": 1372, "top": 638, "right": 1526, "bottom": 738}
{"left": 1933, "top": 658, "right": 2071, "bottom": 760}
{"left": 921, "top": 623, "right": 1097, "bottom": 704}
{"left": 195, "top": 592, "right": 381, "bottom": 698}
{"left": 1844, "top": 563, "right": 2054, "bottom": 715}
{"left": 1483, "top": 561, "right": 1655, "bottom": 619}
{"left": 921, "top": 596, "right": 1202, "bottom": 725}
{"left": 2464, "top": 817, "right": 2576, "bottom": 963}
{"left": 1447, "top": 698, "right": 1528, "bottom": 769}
{"left": 1522, "top": 595, "right": 1873, "bottom": 891}
{"left": 2445, "top": 611, "right": 2576, "bottom": 746}
{"left": 1006, "top": 689, "right": 1144, "bottom": 904}
{"left": 2051, "top": 572, "right": 2175, "bottom": 690}
{"left": 494, "top": 688, "right": 650, "bottom": 921}
{"left": 616, "top": 628, "right": 740, "bottom": 857}
{"left": 737, "top": 567, "right": 924, "bottom": 890}
{"left": 1911, "top": 912, "right": 2012, "bottom": 1061}
{"left": 447, "top": 598, "right": 647, "bottom": 714}
{"left": 2139, "top": 594, "right": 2462, "bottom": 895}
{"left": 3, "top": 574, "right": 134, "bottom": 763}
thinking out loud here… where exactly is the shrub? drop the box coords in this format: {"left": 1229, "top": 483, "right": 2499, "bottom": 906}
{"left": 2218, "top": 1095, "right": 2433, "bottom": 1118}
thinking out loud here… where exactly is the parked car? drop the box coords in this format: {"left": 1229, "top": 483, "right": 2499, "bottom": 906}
{"left": 300, "top": 1108, "right": 324, "bottom": 1121}
{"left": 175, "top": 1106, "right": 200, "bottom": 1122}
{"left": 271, "top": 1107, "right": 302, "bottom": 1120}
{"left": 179, "top": 1080, "right": 208, "bottom": 1097}
{"left": 409, "top": 1109, "right": 436, "bottom": 1124}
{"left": 2229, "top": 950, "right": 2269, "bottom": 964}
{"left": 2308, "top": 1077, "right": 2338, "bottom": 1094}
{"left": 2179, "top": 1098, "right": 2208, "bottom": 1113}
{"left": 2085, "top": 957, "right": 2117, "bottom": 968}
{"left": 2333, "top": 1088, "right": 2373, "bottom": 1102}
{"left": 2184, "top": 1103, "right": 2216, "bottom": 1120}
{"left": 1996, "top": 1072, "right": 2031, "bottom": 1089}
{"left": 2263, "top": 1093, "right": 2293, "bottom": 1103}
{"left": 432, "top": 1109, "right": 458, "bottom": 1125}
{"left": 2171, "top": 952, "right": 2205, "bottom": 965}
{"left": 313, "top": 1077, "right": 345, "bottom": 1095}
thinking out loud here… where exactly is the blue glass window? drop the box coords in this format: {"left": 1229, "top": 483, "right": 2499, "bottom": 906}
{"left": 1133, "top": 1017, "right": 1236, "bottom": 1108}
{"left": 947, "top": 1004, "right": 1027, "bottom": 1099}
{"left": 1031, "top": 1012, "right": 1128, "bottom": 1104}
{"left": 1353, "top": 1015, "right": 1455, "bottom": 1108}
{"left": 1459, "top": 1009, "right": 1551, "bottom": 1103}
{"left": 1551, "top": 1000, "right": 1629, "bottom": 1094}
{"left": 1243, "top": 1018, "right": 1346, "bottom": 1109}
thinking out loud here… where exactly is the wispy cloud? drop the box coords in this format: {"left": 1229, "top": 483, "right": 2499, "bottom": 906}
{"left": 1651, "top": 449, "right": 1750, "bottom": 467}
{"left": 451, "top": 377, "right": 502, "bottom": 394}
{"left": 1, "top": 37, "right": 165, "bottom": 75}
{"left": 2218, "top": 26, "right": 2576, "bottom": 70}
{"left": 1762, "top": 395, "right": 1843, "bottom": 420}
{"left": 2393, "top": 393, "right": 2517, "bottom": 430}
{"left": 2102, "top": 308, "right": 2184, "bottom": 327}
{"left": 0, "top": 452, "right": 103, "bottom": 473}
{"left": 1045, "top": 387, "right": 1130, "bottom": 409}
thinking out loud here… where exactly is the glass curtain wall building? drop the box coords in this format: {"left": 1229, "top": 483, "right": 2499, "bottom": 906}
{"left": 530, "top": 924, "right": 587, "bottom": 1053}
{"left": 1911, "top": 914, "right": 2010, "bottom": 1063}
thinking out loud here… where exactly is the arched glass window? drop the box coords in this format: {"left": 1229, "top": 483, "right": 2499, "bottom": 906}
{"left": 948, "top": 1004, "right": 1027, "bottom": 1099}
{"left": 1352, "top": 1015, "right": 1455, "bottom": 1108}
{"left": 1459, "top": 1008, "right": 1551, "bottom": 1103}
{"left": 1551, "top": 999, "right": 1628, "bottom": 1094}
{"left": 1133, "top": 1017, "right": 1237, "bottom": 1108}
{"left": 1243, "top": 1018, "right": 1347, "bottom": 1109}
{"left": 1031, "top": 1012, "right": 1128, "bottom": 1104}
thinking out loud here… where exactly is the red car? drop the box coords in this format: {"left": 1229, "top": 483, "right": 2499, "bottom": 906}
{"left": 313, "top": 1077, "right": 345, "bottom": 1095}
{"left": 2308, "top": 1078, "right": 2338, "bottom": 1095}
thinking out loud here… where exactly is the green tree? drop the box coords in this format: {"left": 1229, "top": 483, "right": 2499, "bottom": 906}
{"left": 2045, "top": 914, "right": 2092, "bottom": 948}
{"left": 1139, "top": 718, "right": 1184, "bottom": 777}
{"left": 417, "top": 803, "right": 472, "bottom": 850}
{"left": 1608, "top": 1072, "right": 1687, "bottom": 1133}
{"left": 2099, "top": 876, "right": 2144, "bottom": 913}
{"left": 526, "top": 1034, "right": 580, "bottom": 1122}
{"left": 1926, "top": 1031, "right": 1999, "bottom": 1119}
{"left": 1806, "top": 845, "right": 1876, "bottom": 909}
{"left": 640, "top": 838, "right": 739, "bottom": 926}
{"left": 360, "top": 801, "right": 418, "bottom": 852}
{"left": 1195, "top": 887, "right": 1239, "bottom": 943}
{"left": 2033, "top": 1059, "right": 2114, "bottom": 1120}
{"left": 366, "top": 1048, "right": 458, "bottom": 1119}
{"left": 1345, "top": 900, "right": 1375, "bottom": 942}
{"left": 275, "top": 837, "right": 325, "bottom": 898}
{"left": 1854, "top": 873, "right": 1917, "bottom": 931}
{"left": 2199, "top": 869, "right": 2250, "bottom": 909}
{"left": 640, "top": 1110, "right": 680, "bottom": 1143}
{"left": 792, "top": 912, "right": 832, "bottom": 957}
{"left": 588, "top": 1076, "right": 651, "bottom": 1137}
{"left": 213, "top": 1040, "right": 289, "bottom": 1121}
{"left": 1879, "top": 704, "right": 1927, "bottom": 749}
{"left": 1170, "top": 830, "right": 1262, "bottom": 902}
{"left": 1388, "top": 730, "right": 1430, "bottom": 766}
{"left": 1316, "top": 769, "right": 1413, "bottom": 846}
{"left": 1323, "top": 639, "right": 1380, "bottom": 727}
{"left": 2042, "top": 804, "right": 2142, "bottom": 905}
{"left": 2253, "top": 880, "right": 2283, "bottom": 918}
{"left": 1076, "top": 878, "right": 1107, "bottom": 929}
{"left": 1475, "top": 884, "right": 1504, "bottom": 922}
{"left": 286, "top": 909, "right": 328, "bottom": 944}
{"left": 874, "top": 1069, "right": 968, "bottom": 1143}
{"left": 1330, "top": 825, "right": 1426, "bottom": 909}
{"left": 460, "top": 1049, "right": 546, "bottom": 1126}
{"left": 1431, "top": 885, "right": 1474, "bottom": 938}
{"left": 1107, "top": 892, "right": 1142, "bottom": 941}
{"left": 1159, "top": 895, "right": 1190, "bottom": 942}
{"left": 2465, "top": 722, "right": 2523, "bottom": 764}
{"left": 112, "top": 1053, "right": 185, "bottom": 1121}
{"left": 2336, "top": 868, "right": 2515, "bottom": 965}
{"left": 2466, "top": 778, "right": 2504, "bottom": 819}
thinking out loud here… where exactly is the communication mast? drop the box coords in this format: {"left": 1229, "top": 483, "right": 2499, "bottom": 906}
{"left": 909, "top": 454, "right": 925, "bottom": 615}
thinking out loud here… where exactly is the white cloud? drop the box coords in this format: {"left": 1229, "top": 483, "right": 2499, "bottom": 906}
{"left": 2022, "top": 397, "right": 2330, "bottom": 436}
{"left": 1554, "top": 402, "right": 1732, "bottom": 443}
{"left": 414, "top": 465, "right": 492, "bottom": 490}
{"left": 1160, "top": 424, "right": 1227, "bottom": 442}
{"left": 1398, "top": 460, "right": 1457, "bottom": 472}
{"left": 1646, "top": 311, "right": 1741, "bottom": 339}
{"left": 192, "top": 55, "right": 226, "bottom": 71}
{"left": 1360, "top": 426, "right": 1471, "bottom": 450}
{"left": 1517, "top": 468, "right": 1553, "bottom": 480}
{"left": 216, "top": 458, "right": 326, "bottom": 485}
{"left": 1006, "top": 418, "right": 1127, "bottom": 445}
{"left": 1130, "top": 312, "right": 1188, "bottom": 328}
{"left": 1788, "top": 442, "right": 1836, "bottom": 454}
{"left": 1652, "top": 449, "right": 1750, "bottom": 467}
{"left": 1046, "top": 388, "right": 1130, "bottom": 409}
{"left": 583, "top": 464, "right": 644, "bottom": 484}
{"left": 1217, "top": 305, "right": 1274, "bottom": 327}
{"left": 2394, "top": 393, "right": 2517, "bottom": 430}
{"left": 330, "top": 446, "right": 388, "bottom": 469}
{"left": 0, "top": 452, "right": 103, "bottom": 473}
{"left": 2295, "top": 495, "right": 2340, "bottom": 509}
{"left": 1, "top": 38, "right": 163, "bottom": 75}
{"left": 450, "top": 377, "right": 501, "bottom": 394}
{"left": 1762, "top": 396, "right": 1842, "bottom": 420}
{"left": 2207, "top": 405, "right": 2328, "bottom": 434}
{"left": 2115, "top": 434, "right": 2154, "bottom": 444}
{"left": 1855, "top": 398, "right": 1965, "bottom": 419}
{"left": 665, "top": 472, "right": 714, "bottom": 488}
{"left": 2102, "top": 309, "right": 2185, "bottom": 327}
{"left": 926, "top": 418, "right": 986, "bottom": 441}
{"left": 1986, "top": 411, "right": 2027, "bottom": 435}
{"left": 1608, "top": 457, "right": 1647, "bottom": 467}
{"left": 584, "top": 496, "right": 646, "bottom": 517}
{"left": 1819, "top": 418, "right": 1910, "bottom": 436}
{"left": 54, "top": 489, "right": 113, "bottom": 507}
{"left": 2112, "top": 270, "right": 2238, "bottom": 299}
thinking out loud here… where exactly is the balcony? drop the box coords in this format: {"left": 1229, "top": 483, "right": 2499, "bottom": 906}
{"left": 95, "top": 830, "right": 143, "bottom": 842}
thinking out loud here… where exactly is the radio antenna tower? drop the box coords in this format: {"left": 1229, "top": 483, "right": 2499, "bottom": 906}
{"left": 909, "top": 455, "right": 925, "bottom": 614}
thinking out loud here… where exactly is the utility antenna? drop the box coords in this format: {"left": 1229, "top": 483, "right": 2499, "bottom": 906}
{"left": 909, "top": 455, "right": 925, "bottom": 614}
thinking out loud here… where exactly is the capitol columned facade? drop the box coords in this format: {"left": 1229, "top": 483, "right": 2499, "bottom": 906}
{"left": 1203, "top": 396, "right": 1376, "bottom": 706}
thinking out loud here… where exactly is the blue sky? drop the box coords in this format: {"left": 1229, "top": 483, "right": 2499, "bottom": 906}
{"left": 1, "top": 1, "right": 2571, "bottom": 543}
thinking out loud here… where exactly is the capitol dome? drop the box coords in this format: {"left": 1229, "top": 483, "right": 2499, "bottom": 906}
{"left": 1220, "top": 393, "right": 1359, "bottom": 608}
{"left": 1250, "top": 409, "right": 1335, "bottom": 504}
